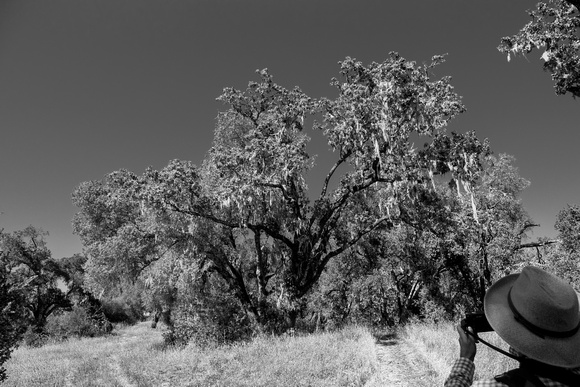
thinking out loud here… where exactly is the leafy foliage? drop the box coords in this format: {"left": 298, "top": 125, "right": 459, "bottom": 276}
{"left": 311, "top": 154, "right": 533, "bottom": 327}
{"left": 72, "top": 172, "right": 161, "bottom": 296}
{"left": 555, "top": 204, "right": 580, "bottom": 254}
{"left": 0, "top": 229, "right": 113, "bottom": 379}
{"left": 499, "top": 0, "right": 580, "bottom": 97}
{"left": 546, "top": 204, "right": 580, "bottom": 286}
{"left": 0, "top": 227, "right": 71, "bottom": 331}
{"left": 101, "top": 288, "right": 145, "bottom": 324}
{"left": 512, "top": 204, "right": 580, "bottom": 293}
{"left": 167, "top": 273, "right": 253, "bottom": 346}
{"left": 58, "top": 253, "right": 113, "bottom": 333}
{"left": 44, "top": 305, "right": 111, "bottom": 341}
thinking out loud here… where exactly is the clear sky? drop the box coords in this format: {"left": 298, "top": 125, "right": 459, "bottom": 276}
{"left": 0, "top": 0, "right": 578, "bottom": 260}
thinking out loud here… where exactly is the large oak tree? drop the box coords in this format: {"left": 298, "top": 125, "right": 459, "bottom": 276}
{"left": 73, "top": 53, "right": 490, "bottom": 330}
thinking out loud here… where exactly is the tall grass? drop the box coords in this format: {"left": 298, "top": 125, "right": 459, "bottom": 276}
{"left": 3, "top": 334, "right": 125, "bottom": 386}
{"left": 404, "top": 321, "right": 519, "bottom": 385}
{"left": 3, "top": 323, "right": 376, "bottom": 387}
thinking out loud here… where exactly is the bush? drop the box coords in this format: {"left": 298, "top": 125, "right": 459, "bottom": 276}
{"left": 45, "top": 306, "right": 111, "bottom": 341}
{"left": 167, "top": 297, "right": 252, "bottom": 347}
{"left": 167, "top": 275, "right": 253, "bottom": 346}
{"left": 21, "top": 326, "right": 48, "bottom": 347}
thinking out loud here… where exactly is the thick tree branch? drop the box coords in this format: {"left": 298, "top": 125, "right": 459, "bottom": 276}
{"left": 166, "top": 201, "right": 238, "bottom": 229}
{"left": 320, "top": 150, "right": 351, "bottom": 198}
{"left": 247, "top": 223, "right": 294, "bottom": 251}
{"left": 317, "top": 174, "right": 381, "bottom": 240}
{"left": 300, "top": 215, "right": 392, "bottom": 296}
{"left": 514, "top": 239, "right": 559, "bottom": 251}
{"left": 518, "top": 222, "right": 539, "bottom": 237}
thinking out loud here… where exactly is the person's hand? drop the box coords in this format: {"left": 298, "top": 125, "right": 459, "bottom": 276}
{"left": 456, "top": 324, "right": 477, "bottom": 361}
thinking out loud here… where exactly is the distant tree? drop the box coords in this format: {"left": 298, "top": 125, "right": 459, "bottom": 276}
{"left": 555, "top": 204, "right": 580, "bottom": 253}
{"left": 499, "top": 0, "right": 580, "bottom": 97}
{"left": 0, "top": 239, "right": 27, "bottom": 383}
{"left": 0, "top": 227, "right": 78, "bottom": 380}
{"left": 546, "top": 204, "right": 580, "bottom": 286}
{"left": 512, "top": 205, "right": 580, "bottom": 290}
{"left": 0, "top": 226, "right": 71, "bottom": 332}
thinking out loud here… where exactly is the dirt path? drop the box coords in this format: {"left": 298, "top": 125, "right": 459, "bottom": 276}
{"left": 108, "top": 353, "right": 136, "bottom": 387}
{"left": 105, "top": 327, "right": 143, "bottom": 387}
{"left": 365, "top": 333, "right": 437, "bottom": 387}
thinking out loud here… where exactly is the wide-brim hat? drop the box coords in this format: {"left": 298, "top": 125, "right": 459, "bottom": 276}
{"left": 484, "top": 266, "right": 580, "bottom": 368}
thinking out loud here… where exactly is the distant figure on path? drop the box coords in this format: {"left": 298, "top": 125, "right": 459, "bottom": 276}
{"left": 445, "top": 266, "right": 580, "bottom": 386}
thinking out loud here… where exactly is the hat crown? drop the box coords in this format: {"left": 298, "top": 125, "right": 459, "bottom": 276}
{"left": 511, "top": 266, "right": 580, "bottom": 333}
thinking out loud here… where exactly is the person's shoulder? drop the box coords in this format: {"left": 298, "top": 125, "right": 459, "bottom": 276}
{"left": 494, "top": 368, "right": 532, "bottom": 386}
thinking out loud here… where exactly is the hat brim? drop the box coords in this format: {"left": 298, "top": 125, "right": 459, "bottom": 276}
{"left": 484, "top": 273, "right": 580, "bottom": 368}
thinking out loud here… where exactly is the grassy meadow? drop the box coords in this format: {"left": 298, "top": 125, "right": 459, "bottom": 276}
{"left": 3, "top": 322, "right": 377, "bottom": 387}
{"left": 3, "top": 320, "right": 521, "bottom": 386}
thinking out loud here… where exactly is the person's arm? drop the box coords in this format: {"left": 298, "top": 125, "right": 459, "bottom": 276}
{"left": 444, "top": 325, "right": 477, "bottom": 387}
{"left": 445, "top": 357, "right": 475, "bottom": 386}
{"left": 457, "top": 325, "right": 476, "bottom": 361}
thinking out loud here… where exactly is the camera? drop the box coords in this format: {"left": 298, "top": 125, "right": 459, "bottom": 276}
{"left": 461, "top": 312, "right": 493, "bottom": 333}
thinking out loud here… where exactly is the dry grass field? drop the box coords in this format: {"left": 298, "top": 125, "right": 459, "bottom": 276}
{"left": 3, "top": 320, "right": 520, "bottom": 386}
{"left": 3, "top": 322, "right": 376, "bottom": 387}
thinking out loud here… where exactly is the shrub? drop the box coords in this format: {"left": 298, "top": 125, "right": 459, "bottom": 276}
{"left": 21, "top": 326, "right": 48, "bottom": 347}
{"left": 167, "top": 297, "right": 252, "bottom": 347}
{"left": 167, "top": 275, "right": 253, "bottom": 346}
{"left": 45, "top": 306, "right": 111, "bottom": 340}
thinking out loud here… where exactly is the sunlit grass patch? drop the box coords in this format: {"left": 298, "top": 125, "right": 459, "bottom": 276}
{"left": 4, "top": 322, "right": 376, "bottom": 387}
{"left": 118, "top": 325, "right": 377, "bottom": 386}
{"left": 4, "top": 339, "right": 87, "bottom": 387}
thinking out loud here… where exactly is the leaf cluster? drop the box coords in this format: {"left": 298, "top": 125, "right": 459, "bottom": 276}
{"left": 499, "top": 0, "right": 580, "bottom": 97}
